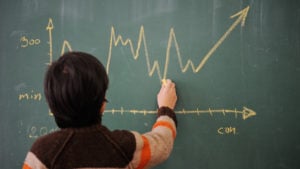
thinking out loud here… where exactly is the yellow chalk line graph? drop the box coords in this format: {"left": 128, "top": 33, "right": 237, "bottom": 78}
{"left": 46, "top": 6, "right": 250, "bottom": 78}
{"left": 45, "top": 6, "right": 255, "bottom": 120}
{"left": 106, "top": 6, "right": 250, "bottom": 81}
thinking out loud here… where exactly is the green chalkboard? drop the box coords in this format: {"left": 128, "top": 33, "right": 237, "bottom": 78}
{"left": 1, "top": 0, "right": 300, "bottom": 168}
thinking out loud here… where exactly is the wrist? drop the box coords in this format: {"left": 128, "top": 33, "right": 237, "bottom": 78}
{"left": 157, "top": 107, "right": 177, "bottom": 127}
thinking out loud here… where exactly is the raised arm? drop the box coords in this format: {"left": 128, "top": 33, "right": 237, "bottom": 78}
{"left": 130, "top": 79, "right": 178, "bottom": 169}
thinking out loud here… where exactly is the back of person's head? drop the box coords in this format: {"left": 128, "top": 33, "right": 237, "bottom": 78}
{"left": 44, "top": 51, "right": 109, "bottom": 128}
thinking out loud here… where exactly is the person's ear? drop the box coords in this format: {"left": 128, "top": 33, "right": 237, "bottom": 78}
{"left": 100, "top": 98, "right": 107, "bottom": 114}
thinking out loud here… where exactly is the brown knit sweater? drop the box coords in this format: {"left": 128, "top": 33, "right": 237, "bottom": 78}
{"left": 23, "top": 107, "right": 177, "bottom": 169}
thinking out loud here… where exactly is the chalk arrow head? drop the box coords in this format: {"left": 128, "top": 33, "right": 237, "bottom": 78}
{"left": 242, "top": 107, "right": 256, "bottom": 120}
{"left": 230, "top": 6, "right": 250, "bottom": 27}
{"left": 46, "top": 18, "right": 54, "bottom": 30}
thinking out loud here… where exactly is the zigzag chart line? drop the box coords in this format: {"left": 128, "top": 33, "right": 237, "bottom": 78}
{"left": 106, "top": 6, "right": 250, "bottom": 81}
{"left": 47, "top": 6, "right": 250, "bottom": 80}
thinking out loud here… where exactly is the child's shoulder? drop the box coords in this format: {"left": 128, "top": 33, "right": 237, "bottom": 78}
{"left": 30, "top": 129, "right": 68, "bottom": 151}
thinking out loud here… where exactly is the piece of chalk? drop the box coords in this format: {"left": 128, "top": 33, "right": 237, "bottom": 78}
{"left": 161, "top": 79, "right": 167, "bottom": 86}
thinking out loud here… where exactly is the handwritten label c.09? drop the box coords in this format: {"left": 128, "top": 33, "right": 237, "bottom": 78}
{"left": 217, "top": 126, "right": 237, "bottom": 135}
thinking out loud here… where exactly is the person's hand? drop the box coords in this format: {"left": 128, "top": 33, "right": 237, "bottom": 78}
{"left": 157, "top": 79, "right": 177, "bottom": 110}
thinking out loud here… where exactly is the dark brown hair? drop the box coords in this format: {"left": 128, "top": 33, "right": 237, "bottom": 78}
{"left": 44, "top": 52, "right": 109, "bottom": 128}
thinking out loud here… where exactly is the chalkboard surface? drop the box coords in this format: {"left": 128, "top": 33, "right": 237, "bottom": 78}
{"left": 1, "top": 0, "right": 300, "bottom": 169}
